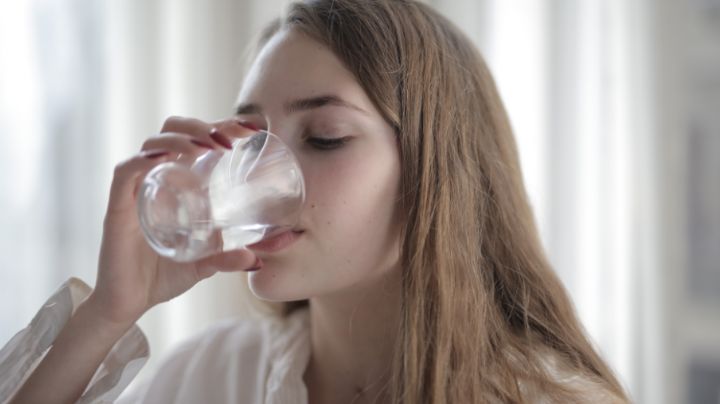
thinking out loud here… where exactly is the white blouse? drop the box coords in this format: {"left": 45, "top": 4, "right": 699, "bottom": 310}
{"left": 0, "top": 279, "right": 622, "bottom": 404}
{"left": 0, "top": 278, "right": 312, "bottom": 404}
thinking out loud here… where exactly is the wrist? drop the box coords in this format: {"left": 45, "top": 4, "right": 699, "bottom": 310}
{"left": 74, "top": 294, "right": 138, "bottom": 339}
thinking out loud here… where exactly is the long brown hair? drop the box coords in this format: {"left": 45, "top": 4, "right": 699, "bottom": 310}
{"left": 250, "top": 1, "right": 629, "bottom": 402}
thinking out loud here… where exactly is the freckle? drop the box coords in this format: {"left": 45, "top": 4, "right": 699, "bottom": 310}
{"left": 311, "top": 204, "right": 316, "bottom": 208}
{"left": 326, "top": 221, "right": 331, "bottom": 225}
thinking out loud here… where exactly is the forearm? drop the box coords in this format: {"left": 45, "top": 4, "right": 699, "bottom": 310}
{"left": 9, "top": 295, "right": 135, "bottom": 404}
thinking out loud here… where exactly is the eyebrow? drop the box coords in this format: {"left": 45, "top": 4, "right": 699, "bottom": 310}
{"left": 234, "top": 94, "right": 368, "bottom": 116}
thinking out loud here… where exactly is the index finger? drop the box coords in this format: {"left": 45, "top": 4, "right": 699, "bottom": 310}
{"left": 212, "top": 119, "right": 261, "bottom": 139}
{"left": 196, "top": 248, "right": 259, "bottom": 273}
{"left": 160, "top": 116, "right": 213, "bottom": 137}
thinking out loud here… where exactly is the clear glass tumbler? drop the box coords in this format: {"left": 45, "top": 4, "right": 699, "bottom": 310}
{"left": 137, "top": 130, "right": 305, "bottom": 262}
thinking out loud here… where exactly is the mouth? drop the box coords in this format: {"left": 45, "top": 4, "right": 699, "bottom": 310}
{"left": 246, "top": 229, "right": 304, "bottom": 253}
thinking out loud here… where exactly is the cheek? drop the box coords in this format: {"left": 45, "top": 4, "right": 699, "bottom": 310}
{"left": 247, "top": 141, "right": 400, "bottom": 301}
{"left": 302, "top": 150, "right": 400, "bottom": 259}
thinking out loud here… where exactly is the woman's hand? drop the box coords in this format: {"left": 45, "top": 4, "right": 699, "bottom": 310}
{"left": 9, "top": 117, "right": 261, "bottom": 404}
{"left": 90, "top": 117, "right": 260, "bottom": 327}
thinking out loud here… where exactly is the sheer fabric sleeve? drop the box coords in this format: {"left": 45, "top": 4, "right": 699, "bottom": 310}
{"left": 0, "top": 277, "right": 149, "bottom": 404}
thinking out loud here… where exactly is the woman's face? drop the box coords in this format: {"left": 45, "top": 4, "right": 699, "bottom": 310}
{"left": 236, "top": 28, "right": 401, "bottom": 302}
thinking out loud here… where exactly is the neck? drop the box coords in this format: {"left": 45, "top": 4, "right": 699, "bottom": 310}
{"left": 303, "top": 267, "right": 401, "bottom": 404}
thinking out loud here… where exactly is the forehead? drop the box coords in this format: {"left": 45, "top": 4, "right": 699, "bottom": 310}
{"left": 236, "top": 29, "right": 365, "bottom": 108}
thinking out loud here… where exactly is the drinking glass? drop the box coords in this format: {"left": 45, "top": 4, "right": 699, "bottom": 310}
{"left": 137, "top": 130, "right": 305, "bottom": 262}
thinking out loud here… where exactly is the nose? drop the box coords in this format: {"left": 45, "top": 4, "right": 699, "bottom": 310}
{"left": 257, "top": 119, "right": 295, "bottom": 151}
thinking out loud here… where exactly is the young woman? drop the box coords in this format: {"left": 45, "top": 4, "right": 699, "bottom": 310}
{"left": 4, "top": 0, "right": 629, "bottom": 403}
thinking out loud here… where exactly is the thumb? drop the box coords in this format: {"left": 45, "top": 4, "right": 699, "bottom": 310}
{"left": 196, "top": 249, "right": 259, "bottom": 273}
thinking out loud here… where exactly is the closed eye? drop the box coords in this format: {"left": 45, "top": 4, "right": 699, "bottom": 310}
{"left": 306, "top": 136, "right": 351, "bottom": 150}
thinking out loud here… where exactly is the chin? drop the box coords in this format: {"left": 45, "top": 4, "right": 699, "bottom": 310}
{"left": 246, "top": 264, "right": 311, "bottom": 302}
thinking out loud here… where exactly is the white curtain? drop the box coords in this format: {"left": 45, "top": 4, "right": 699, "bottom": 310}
{"left": 1, "top": 0, "right": 685, "bottom": 402}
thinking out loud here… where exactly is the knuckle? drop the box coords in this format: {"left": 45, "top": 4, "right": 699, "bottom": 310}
{"left": 112, "top": 155, "right": 139, "bottom": 177}
{"left": 160, "top": 115, "right": 185, "bottom": 133}
{"left": 140, "top": 138, "right": 156, "bottom": 150}
{"left": 113, "top": 161, "right": 127, "bottom": 176}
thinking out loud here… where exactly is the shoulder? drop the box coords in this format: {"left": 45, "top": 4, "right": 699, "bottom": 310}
{"left": 130, "top": 309, "right": 309, "bottom": 403}
{"left": 487, "top": 343, "right": 627, "bottom": 404}
{"left": 513, "top": 346, "right": 629, "bottom": 404}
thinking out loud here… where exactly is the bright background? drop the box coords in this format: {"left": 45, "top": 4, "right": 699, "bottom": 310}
{"left": 1, "top": 1, "right": 719, "bottom": 403}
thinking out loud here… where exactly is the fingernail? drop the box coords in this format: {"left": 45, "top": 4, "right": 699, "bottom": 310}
{"left": 209, "top": 129, "right": 233, "bottom": 150}
{"left": 237, "top": 120, "right": 260, "bottom": 131}
{"left": 243, "top": 257, "right": 263, "bottom": 272}
{"left": 144, "top": 150, "right": 169, "bottom": 159}
{"left": 190, "top": 139, "right": 215, "bottom": 149}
